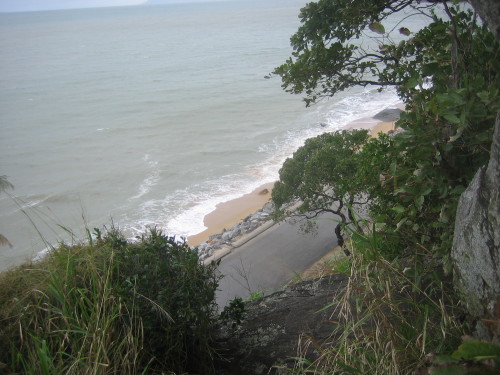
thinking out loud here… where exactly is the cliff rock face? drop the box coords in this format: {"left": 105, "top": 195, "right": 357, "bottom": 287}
{"left": 451, "top": 0, "right": 500, "bottom": 344}
{"left": 451, "top": 112, "right": 500, "bottom": 343}
{"left": 469, "top": 0, "right": 500, "bottom": 40}
{"left": 215, "top": 274, "right": 348, "bottom": 374}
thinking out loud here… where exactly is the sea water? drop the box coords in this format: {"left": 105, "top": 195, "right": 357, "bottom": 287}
{"left": 0, "top": 0, "right": 432, "bottom": 270}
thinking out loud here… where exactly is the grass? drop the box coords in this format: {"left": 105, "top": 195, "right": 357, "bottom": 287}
{"left": 284, "top": 224, "right": 466, "bottom": 375}
{"left": 0, "top": 227, "right": 220, "bottom": 374}
{"left": 0, "top": 219, "right": 487, "bottom": 374}
{"left": 1, "top": 243, "right": 143, "bottom": 374}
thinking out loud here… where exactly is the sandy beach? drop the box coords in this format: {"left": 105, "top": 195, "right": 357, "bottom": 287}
{"left": 370, "top": 121, "right": 396, "bottom": 137}
{"left": 188, "top": 107, "right": 402, "bottom": 248}
{"left": 187, "top": 182, "right": 275, "bottom": 246}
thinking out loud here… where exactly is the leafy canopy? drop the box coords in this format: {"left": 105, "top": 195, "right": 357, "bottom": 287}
{"left": 275, "top": 0, "right": 436, "bottom": 106}
{"left": 272, "top": 129, "right": 371, "bottom": 248}
{"left": 274, "top": 0, "right": 499, "bottom": 262}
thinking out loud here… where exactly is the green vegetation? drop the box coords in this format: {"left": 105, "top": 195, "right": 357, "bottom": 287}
{"left": 272, "top": 0, "right": 499, "bottom": 373}
{"left": 0, "top": 227, "right": 220, "bottom": 374}
{"left": 307, "top": 227, "right": 464, "bottom": 374}
{"left": 272, "top": 129, "right": 371, "bottom": 252}
{"left": 220, "top": 298, "right": 246, "bottom": 330}
{"left": 273, "top": 0, "right": 499, "bottom": 262}
{"left": 1, "top": 1, "right": 498, "bottom": 374}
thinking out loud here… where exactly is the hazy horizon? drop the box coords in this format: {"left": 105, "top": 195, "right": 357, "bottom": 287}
{"left": 0, "top": 0, "right": 220, "bottom": 13}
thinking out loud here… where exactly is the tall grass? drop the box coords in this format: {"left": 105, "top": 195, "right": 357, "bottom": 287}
{"left": 0, "top": 227, "right": 220, "bottom": 374}
{"left": 289, "top": 223, "right": 465, "bottom": 374}
{"left": 1, "top": 243, "right": 144, "bottom": 374}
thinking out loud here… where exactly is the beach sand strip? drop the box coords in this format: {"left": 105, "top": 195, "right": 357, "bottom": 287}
{"left": 187, "top": 182, "right": 274, "bottom": 246}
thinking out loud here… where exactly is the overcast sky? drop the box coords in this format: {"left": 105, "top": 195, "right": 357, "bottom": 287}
{"left": 0, "top": 0, "right": 148, "bottom": 12}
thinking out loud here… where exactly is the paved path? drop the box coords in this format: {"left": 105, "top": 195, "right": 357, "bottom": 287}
{"left": 215, "top": 216, "right": 338, "bottom": 307}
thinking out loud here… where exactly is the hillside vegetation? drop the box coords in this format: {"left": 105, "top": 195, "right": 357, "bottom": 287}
{"left": 1, "top": 0, "right": 499, "bottom": 374}
{"left": 0, "top": 228, "right": 220, "bottom": 374}
{"left": 270, "top": 0, "right": 500, "bottom": 373}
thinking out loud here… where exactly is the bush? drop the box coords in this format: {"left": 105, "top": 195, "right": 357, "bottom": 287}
{"left": 0, "top": 227, "right": 220, "bottom": 374}
{"left": 115, "top": 228, "right": 220, "bottom": 374}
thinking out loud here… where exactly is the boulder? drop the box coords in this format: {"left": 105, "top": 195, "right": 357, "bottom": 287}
{"left": 373, "top": 107, "right": 403, "bottom": 122}
{"left": 262, "top": 202, "right": 274, "bottom": 214}
{"left": 230, "top": 227, "right": 241, "bottom": 239}
{"left": 221, "top": 231, "right": 233, "bottom": 243}
{"left": 240, "top": 221, "right": 251, "bottom": 232}
{"left": 451, "top": 111, "right": 500, "bottom": 343}
{"left": 214, "top": 274, "right": 348, "bottom": 374}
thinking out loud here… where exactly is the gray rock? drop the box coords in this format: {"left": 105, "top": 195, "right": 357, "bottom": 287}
{"left": 451, "top": 110, "right": 500, "bottom": 343}
{"left": 198, "top": 242, "right": 208, "bottom": 253}
{"left": 373, "top": 107, "right": 403, "bottom": 122}
{"left": 249, "top": 222, "right": 260, "bottom": 231}
{"left": 249, "top": 213, "right": 260, "bottom": 221}
{"left": 262, "top": 202, "right": 275, "bottom": 214}
{"left": 221, "top": 231, "right": 232, "bottom": 243}
{"left": 209, "top": 233, "right": 222, "bottom": 241}
{"left": 215, "top": 274, "right": 348, "bottom": 374}
{"left": 240, "top": 222, "right": 251, "bottom": 232}
{"left": 469, "top": 0, "right": 500, "bottom": 40}
{"left": 229, "top": 227, "right": 241, "bottom": 239}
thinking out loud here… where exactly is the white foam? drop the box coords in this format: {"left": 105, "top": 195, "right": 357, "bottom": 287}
{"left": 131, "top": 87, "right": 404, "bottom": 240}
{"left": 130, "top": 154, "right": 160, "bottom": 200}
{"left": 251, "top": 87, "right": 402, "bottom": 176}
{"left": 33, "top": 246, "right": 51, "bottom": 262}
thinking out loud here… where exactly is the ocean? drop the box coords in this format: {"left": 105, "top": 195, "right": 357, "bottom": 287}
{"left": 0, "top": 0, "right": 431, "bottom": 270}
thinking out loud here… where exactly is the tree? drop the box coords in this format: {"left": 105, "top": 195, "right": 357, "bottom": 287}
{"left": 272, "top": 129, "right": 371, "bottom": 254}
{"left": 274, "top": 0, "right": 437, "bottom": 106}
{"left": 275, "top": 0, "right": 499, "bottom": 261}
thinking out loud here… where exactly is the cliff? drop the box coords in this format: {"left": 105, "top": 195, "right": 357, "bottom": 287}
{"left": 451, "top": 0, "right": 500, "bottom": 344}
{"left": 214, "top": 274, "right": 349, "bottom": 374}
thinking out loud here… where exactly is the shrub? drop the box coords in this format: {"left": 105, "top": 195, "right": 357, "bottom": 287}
{"left": 115, "top": 228, "right": 220, "bottom": 374}
{"left": 0, "top": 227, "right": 220, "bottom": 374}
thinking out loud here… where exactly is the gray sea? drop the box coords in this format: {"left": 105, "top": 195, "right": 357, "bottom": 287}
{"left": 0, "top": 0, "right": 435, "bottom": 270}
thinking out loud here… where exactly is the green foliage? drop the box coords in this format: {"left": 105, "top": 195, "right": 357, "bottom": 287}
{"left": 452, "top": 340, "right": 500, "bottom": 363}
{"left": 274, "top": 1, "right": 499, "bottom": 373}
{"left": 275, "top": 0, "right": 499, "bottom": 263}
{"left": 331, "top": 256, "right": 352, "bottom": 275}
{"left": 365, "top": 15, "right": 499, "bottom": 258}
{"left": 220, "top": 298, "right": 246, "bottom": 329}
{"left": 0, "top": 227, "right": 220, "bottom": 374}
{"left": 116, "top": 228, "right": 220, "bottom": 374}
{"left": 272, "top": 129, "right": 370, "bottom": 246}
{"left": 274, "top": 0, "right": 435, "bottom": 106}
{"left": 426, "top": 339, "right": 500, "bottom": 375}
{"left": 247, "top": 290, "right": 265, "bottom": 301}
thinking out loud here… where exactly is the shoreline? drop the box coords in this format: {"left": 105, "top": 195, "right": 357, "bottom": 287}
{"left": 189, "top": 106, "right": 403, "bottom": 259}
{"left": 187, "top": 182, "right": 275, "bottom": 246}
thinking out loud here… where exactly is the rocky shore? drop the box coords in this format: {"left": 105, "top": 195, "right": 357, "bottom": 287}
{"left": 195, "top": 200, "right": 275, "bottom": 261}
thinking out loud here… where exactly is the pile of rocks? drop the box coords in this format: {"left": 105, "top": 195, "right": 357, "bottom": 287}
{"left": 195, "top": 202, "right": 275, "bottom": 260}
